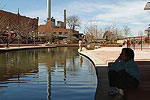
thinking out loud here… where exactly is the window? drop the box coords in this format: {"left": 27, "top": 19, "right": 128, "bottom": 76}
{"left": 65, "top": 32, "right": 68, "bottom": 35}
{"left": 59, "top": 32, "right": 62, "bottom": 35}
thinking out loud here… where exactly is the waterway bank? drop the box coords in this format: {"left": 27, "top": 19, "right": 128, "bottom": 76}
{"left": 0, "top": 44, "right": 80, "bottom": 52}
{"left": 78, "top": 48, "right": 113, "bottom": 100}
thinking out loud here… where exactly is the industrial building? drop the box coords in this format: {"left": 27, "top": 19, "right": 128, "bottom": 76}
{"left": 38, "top": 0, "right": 79, "bottom": 43}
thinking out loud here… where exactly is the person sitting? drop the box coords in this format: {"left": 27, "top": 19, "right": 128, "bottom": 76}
{"left": 108, "top": 48, "right": 140, "bottom": 100}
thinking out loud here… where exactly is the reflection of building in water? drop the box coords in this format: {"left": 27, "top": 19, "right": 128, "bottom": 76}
{"left": 47, "top": 67, "right": 51, "bottom": 100}
{"left": 37, "top": 47, "right": 78, "bottom": 99}
{"left": 63, "top": 61, "right": 66, "bottom": 82}
{"left": 79, "top": 55, "right": 83, "bottom": 67}
{"left": 0, "top": 50, "right": 39, "bottom": 83}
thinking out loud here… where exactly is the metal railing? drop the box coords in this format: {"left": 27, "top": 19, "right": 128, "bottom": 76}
{"left": 126, "top": 35, "right": 150, "bottom": 50}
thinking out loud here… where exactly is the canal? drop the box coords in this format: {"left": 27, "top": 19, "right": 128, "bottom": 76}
{"left": 0, "top": 47, "right": 97, "bottom": 100}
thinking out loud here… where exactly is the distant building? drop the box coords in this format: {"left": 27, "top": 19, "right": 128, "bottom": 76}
{"left": 38, "top": 10, "right": 79, "bottom": 41}
{"left": 38, "top": 0, "right": 80, "bottom": 43}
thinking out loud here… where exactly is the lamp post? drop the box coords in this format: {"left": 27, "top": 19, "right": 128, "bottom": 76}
{"left": 148, "top": 32, "right": 150, "bottom": 46}
{"left": 6, "top": 27, "right": 9, "bottom": 48}
{"left": 17, "top": 32, "right": 20, "bottom": 47}
{"left": 145, "top": 25, "right": 150, "bottom": 46}
{"left": 32, "top": 31, "right": 35, "bottom": 46}
{"left": 34, "top": 32, "right": 36, "bottom": 46}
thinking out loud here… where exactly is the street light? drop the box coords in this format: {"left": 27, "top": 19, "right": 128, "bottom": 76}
{"left": 145, "top": 25, "right": 150, "bottom": 46}
{"left": 6, "top": 27, "right": 9, "bottom": 48}
{"left": 32, "top": 31, "right": 35, "bottom": 46}
{"left": 17, "top": 32, "right": 20, "bottom": 47}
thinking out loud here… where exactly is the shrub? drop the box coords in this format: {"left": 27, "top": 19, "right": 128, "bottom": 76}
{"left": 85, "top": 44, "right": 95, "bottom": 50}
{"left": 145, "top": 37, "right": 150, "bottom": 43}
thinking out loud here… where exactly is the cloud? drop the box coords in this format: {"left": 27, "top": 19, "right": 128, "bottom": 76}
{"left": 64, "top": 0, "right": 149, "bottom": 35}
{"left": 20, "top": 0, "right": 150, "bottom": 36}
{"left": 95, "top": 1, "right": 147, "bottom": 21}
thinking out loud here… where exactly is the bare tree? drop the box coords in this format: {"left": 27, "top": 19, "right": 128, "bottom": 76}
{"left": 66, "top": 15, "right": 81, "bottom": 32}
{"left": 84, "top": 22, "right": 99, "bottom": 43}
{"left": 45, "top": 31, "right": 54, "bottom": 43}
{"left": 123, "top": 26, "right": 131, "bottom": 37}
{"left": 138, "top": 31, "right": 144, "bottom": 36}
{"left": 0, "top": 16, "right": 8, "bottom": 32}
{"left": 113, "top": 28, "right": 123, "bottom": 39}
{"left": 12, "top": 20, "right": 34, "bottom": 44}
{"left": 103, "top": 25, "right": 120, "bottom": 42}
{"left": 104, "top": 22, "right": 123, "bottom": 40}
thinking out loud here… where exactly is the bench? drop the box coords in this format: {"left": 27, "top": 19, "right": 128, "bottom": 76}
{"left": 108, "top": 61, "right": 150, "bottom": 100}
{"left": 124, "top": 61, "right": 150, "bottom": 100}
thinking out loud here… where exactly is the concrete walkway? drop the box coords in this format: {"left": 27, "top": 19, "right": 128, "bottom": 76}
{"left": 79, "top": 47, "right": 150, "bottom": 66}
{"left": 78, "top": 47, "right": 150, "bottom": 100}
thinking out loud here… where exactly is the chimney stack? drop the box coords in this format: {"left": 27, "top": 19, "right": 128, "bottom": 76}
{"left": 64, "top": 10, "right": 66, "bottom": 29}
{"left": 47, "top": 0, "right": 51, "bottom": 21}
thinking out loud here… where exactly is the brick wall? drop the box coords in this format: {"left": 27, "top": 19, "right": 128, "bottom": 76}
{"left": 0, "top": 10, "right": 38, "bottom": 32}
{"left": 38, "top": 21, "right": 79, "bottom": 36}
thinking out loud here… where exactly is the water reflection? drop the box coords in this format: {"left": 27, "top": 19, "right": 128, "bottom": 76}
{"left": 0, "top": 47, "right": 96, "bottom": 100}
{"left": 0, "top": 50, "right": 39, "bottom": 84}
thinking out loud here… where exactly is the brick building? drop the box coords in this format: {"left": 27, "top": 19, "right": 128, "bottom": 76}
{"left": 38, "top": 10, "right": 79, "bottom": 42}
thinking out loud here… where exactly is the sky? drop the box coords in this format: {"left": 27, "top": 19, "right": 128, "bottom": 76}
{"left": 1, "top": 0, "right": 150, "bottom": 36}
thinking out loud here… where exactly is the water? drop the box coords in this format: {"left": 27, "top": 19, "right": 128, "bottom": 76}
{"left": 0, "top": 47, "right": 97, "bottom": 100}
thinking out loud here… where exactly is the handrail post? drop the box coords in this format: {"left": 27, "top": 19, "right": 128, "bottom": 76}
{"left": 141, "top": 36, "right": 142, "bottom": 51}
{"left": 134, "top": 37, "right": 135, "bottom": 50}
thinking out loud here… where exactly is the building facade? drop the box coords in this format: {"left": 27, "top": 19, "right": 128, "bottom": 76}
{"left": 0, "top": 10, "right": 39, "bottom": 44}
{"left": 0, "top": 10, "right": 38, "bottom": 34}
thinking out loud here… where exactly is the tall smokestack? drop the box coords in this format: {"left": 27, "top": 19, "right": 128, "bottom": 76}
{"left": 47, "top": 0, "right": 51, "bottom": 20}
{"left": 64, "top": 10, "right": 66, "bottom": 29}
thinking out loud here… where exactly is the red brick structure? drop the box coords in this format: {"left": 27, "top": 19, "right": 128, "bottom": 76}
{"left": 38, "top": 20, "right": 79, "bottom": 36}
{"left": 0, "top": 10, "right": 38, "bottom": 33}
{"left": 38, "top": 10, "right": 79, "bottom": 41}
